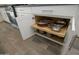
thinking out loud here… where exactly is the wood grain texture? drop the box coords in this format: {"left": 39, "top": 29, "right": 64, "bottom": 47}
{"left": 32, "top": 24, "right": 67, "bottom": 37}
{"left": 0, "top": 22, "right": 62, "bottom": 55}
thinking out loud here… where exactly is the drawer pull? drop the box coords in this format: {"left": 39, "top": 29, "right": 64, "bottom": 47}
{"left": 19, "top": 9, "right": 24, "bottom": 11}
{"left": 41, "top": 10, "right": 53, "bottom": 13}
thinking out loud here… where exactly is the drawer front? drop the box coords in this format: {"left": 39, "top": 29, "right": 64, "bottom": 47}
{"left": 15, "top": 7, "right": 32, "bottom": 14}
{"left": 32, "top": 6, "right": 54, "bottom": 15}
{"left": 31, "top": 6, "right": 77, "bottom": 16}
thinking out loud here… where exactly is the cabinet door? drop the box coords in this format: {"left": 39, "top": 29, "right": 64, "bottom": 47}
{"left": 16, "top": 14, "right": 34, "bottom": 40}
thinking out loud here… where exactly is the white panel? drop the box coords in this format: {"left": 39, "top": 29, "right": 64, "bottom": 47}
{"left": 75, "top": 5, "right": 79, "bottom": 36}
{"left": 32, "top": 5, "right": 78, "bottom": 16}
{"left": 16, "top": 14, "right": 34, "bottom": 40}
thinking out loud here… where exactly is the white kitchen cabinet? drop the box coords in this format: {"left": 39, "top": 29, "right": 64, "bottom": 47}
{"left": 14, "top": 5, "right": 79, "bottom": 54}
{"left": 15, "top": 5, "right": 78, "bottom": 41}
{"left": 16, "top": 14, "right": 34, "bottom": 40}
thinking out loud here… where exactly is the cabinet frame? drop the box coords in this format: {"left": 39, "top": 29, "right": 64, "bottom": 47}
{"left": 32, "top": 15, "right": 74, "bottom": 55}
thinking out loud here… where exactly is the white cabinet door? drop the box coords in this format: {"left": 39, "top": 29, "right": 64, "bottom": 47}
{"left": 16, "top": 14, "right": 34, "bottom": 40}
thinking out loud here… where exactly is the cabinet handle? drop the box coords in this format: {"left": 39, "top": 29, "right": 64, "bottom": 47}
{"left": 19, "top": 9, "right": 24, "bottom": 11}
{"left": 41, "top": 10, "right": 53, "bottom": 13}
